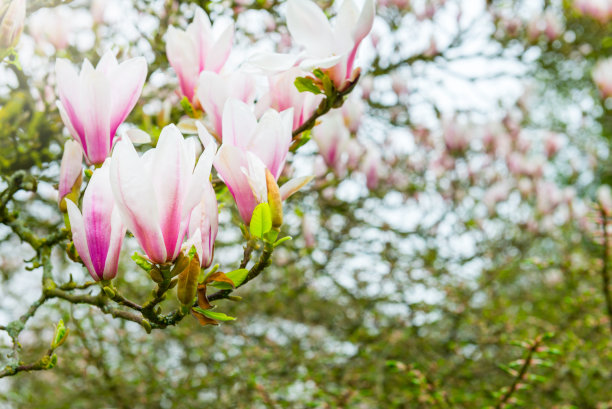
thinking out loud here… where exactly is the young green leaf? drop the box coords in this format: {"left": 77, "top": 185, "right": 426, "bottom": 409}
{"left": 250, "top": 202, "right": 272, "bottom": 238}
{"left": 193, "top": 307, "right": 236, "bottom": 321}
{"left": 131, "top": 252, "right": 153, "bottom": 272}
{"left": 294, "top": 76, "right": 322, "bottom": 95}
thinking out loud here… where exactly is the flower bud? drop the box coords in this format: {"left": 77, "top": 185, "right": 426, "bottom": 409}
{"left": 177, "top": 252, "right": 200, "bottom": 306}
{"left": 265, "top": 169, "right": 283, "bottom": 229}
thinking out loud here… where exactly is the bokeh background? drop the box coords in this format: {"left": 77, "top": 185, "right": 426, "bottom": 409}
{"left": 1, "top": 0, "right": 612, "bottom": 407}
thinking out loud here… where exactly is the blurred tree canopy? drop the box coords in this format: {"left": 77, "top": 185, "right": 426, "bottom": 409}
{"left": 0, "top": 0, "right": 611, "bottom": 408}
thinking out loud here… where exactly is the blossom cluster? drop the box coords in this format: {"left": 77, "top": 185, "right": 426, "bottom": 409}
{"left": 55, "top": 0, "right": 374, "bottom": 282}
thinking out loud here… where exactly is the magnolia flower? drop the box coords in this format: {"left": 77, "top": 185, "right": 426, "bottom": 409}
{"left": 187, "top": 181, "right": 218, "bottom": 268}
{"left": 166, "top": 7, "right": 234, "bottom": 103}
{"left": 0, "top": 0, "right": 25, "bottom": 48}
{"left": 286, "top": 0, "right": 375, "bottom": 87}
{"left": 198, "top": 100, "right": 291, "bottom": 223}
{"left": 196, "top": 70, "right": 256, "bottom": 139}
{"left": 58, "top": 139, "right": 83, "bottom": 212}
{"left": 199, "top": 101, "right": 310, "bottom": 224}
{"left": 256, "top": 67, "right": 323, "bottom": 131}
{"left": 56, "top": 51, "right": 147, "bottom": 165}
{"left": 66, "top": 161, "right": 126, "bottom": 281}
{"left": 29, "top": 6, "right": 77, "bottom": 51}
{"left": 362, "top": 150, "right": 382, "bottom": 190}
{"left": 110, "top": 125, "right": 215, "bottom": 264}
{"left": 312, "top": 109, "right": 350, "bottom": 175}
{"left": 593, "top": 57, "right": 612, "bottom": 99}
{"left": 574, "top": 0, "right": 612, "bottom": 23}
{"left": 249, "top": 0, "right": 374, "bottom": 88}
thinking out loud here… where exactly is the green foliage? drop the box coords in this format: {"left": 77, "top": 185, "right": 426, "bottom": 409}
{"left": 249, "top": 202, "right": 272, "bottom": 238}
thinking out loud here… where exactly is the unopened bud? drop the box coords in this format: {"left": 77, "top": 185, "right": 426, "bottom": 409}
{"left": 169, "top": 252, "right": 189, "bottom": 278}
{"left": 102, "top": 286, "right": 115, "bottom": 298}
{"left": 265, "top": 169, "right": 282, "bottom": 229}
{"left": 177, "top": 252, "right": 200, "bottom": 305}
{"left": 148, "top": 267, "right": 164, "bottom": 283}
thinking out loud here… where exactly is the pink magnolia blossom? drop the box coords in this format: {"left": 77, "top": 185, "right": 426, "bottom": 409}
{"left": 56, "top": 51, "right": 147, "bottom": 165}
{"left": 256, "top": 67, "right": 323, "bottom": 131}
{"left": 58, "top": 139, "right": 83, "bottom": 211}
{"left": 29, "top": 6, "right": 77, "bottom": 50}
{"left": 186, "top": 181, "right": 219, "bottom": 268}
{"left": 109, "top": 125, "right": 215, "bottom": 264}
{"left": 312, "top": 109, "right": 350, "bottom": 175}
{"left": 574, "top": 0, "right": 612, "bottom": 23}
{"left": 341, "top": 96, "right": 364, "bottom": 133}
{"left": 286, "top": 0, "right": 375, "bottom": 87}
{"left": 196, "top": 70, "right": 256, "bottom": 140}
{"left": 66, "top": 161, "right": 126, "bottom": 281}
{"left": 0, "top": 0, "right": 25, "bottom": 48}
{"left": 249, "top": 0, "right": 374, "bottom": 89}
{"left": 166, "top": 7, "right": 234, "bottom": 103}
{"left": 198, "top": 100, "right": 296, "bottom": 224}
{"left": 362, "top": 149, "right": 383, "bottom": 190}
{"left": 593, "top": 57, "right": 612, "bottom": 99}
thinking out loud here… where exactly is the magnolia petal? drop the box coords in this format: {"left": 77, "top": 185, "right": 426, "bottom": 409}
{"left": 125, "top": 128, "right": 151, "bottom": 144}
{"left": 95, "top": 51, "right": 119, "bottom": 76}
{"left": 214, "top": 144, "right": 259, "bottom": 224}
{"left": 183, "top": 131, "right": 216, "bottom": 219}
{"left": 177, "top": 118, "right": 200, "bottom": 134}
{"left": 58, "top": 139, "right": 83, "bottom": 203}
{"left": 102, "top": 207, "right": 126, "bottom": 280}
{"left": 206, "top": 20, "right": 234, "bottom": 72}
{"left": 109, "top": 56, "right": 147, "bottom": 137}
{"left": 280, "top": 176, "right": 314, "bottom": 200}
{"left": 82, "top": 163, "right": 115, "bottom": 277}
{"left": 241, "top": 152, "right": 268, "bottom": 204}
{"left": 80, "top": 69, "right": 111, "bottom": 164}
{"left": 335, "top": 0, "right": 360, "bottom": 53}
{"left": 249, "top": 108, "right": 292, "bottom": 179}
{"left": 196, "top": 120, "right": 218, "bottom": 150}
{"left": 222, "top": 99, "right": 257, "bottom": 148}
{"left": 286, "top": 0, "right": 335, "bottom": 56}
{"left": 354, "top": 0, "right": 375, "bottom": 46}
{"left": 110, "top": 138, "right": 167, "bottom": 263}
{"left": 166, "top": 27, "right": 199, "bottom": 101}
{"left": 299, "top": 55, "right": 343, "bottom": 71}
{"left": 246, "top": 52, "right": 300, "bottom": 73}
{"left": 151, "top": 125, "right": 191, "bottom": 260}
{"left": 66, "top": 199, "right": 97, "bottom": 280}
{"left": 55, "top": 59, "right": 86, "bottom": 146}
{"left": 197, "top": 71, "right": 229, "bottom": 137}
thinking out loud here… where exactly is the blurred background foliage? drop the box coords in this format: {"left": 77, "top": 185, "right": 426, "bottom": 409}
{"left": 0, "top": 0, "right": 611, "bottom": 408}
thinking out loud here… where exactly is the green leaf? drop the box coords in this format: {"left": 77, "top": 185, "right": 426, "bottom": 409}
{"left": 131, "top": 252, "right": 153, "bottom": 272}
{"left": 264, "top": 229, "right": 279, "bottom": 244}
{"left": 294, "top": 77, "right": 322, "bottom": 95}
{"left": 273, "top": 236, "right": 292, "bottom": 248}
{"left": 227, "top": 268, "right": 249, "bottom": 287}
{"left": 209, "top": 268, "right": 248, "bottom": 289}
{"left": 250, "top": 203, "right": 272, "bottom": 238}
{"left": 52, "top": 320, "right": 69, "bottom": 349}
{"left": 193, "top": 307, "right": 236, "bottom": 321}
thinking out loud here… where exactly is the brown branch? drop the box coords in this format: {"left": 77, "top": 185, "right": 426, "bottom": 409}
{"left": 495, "top": 336, "right": 544, "bottom": 409}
